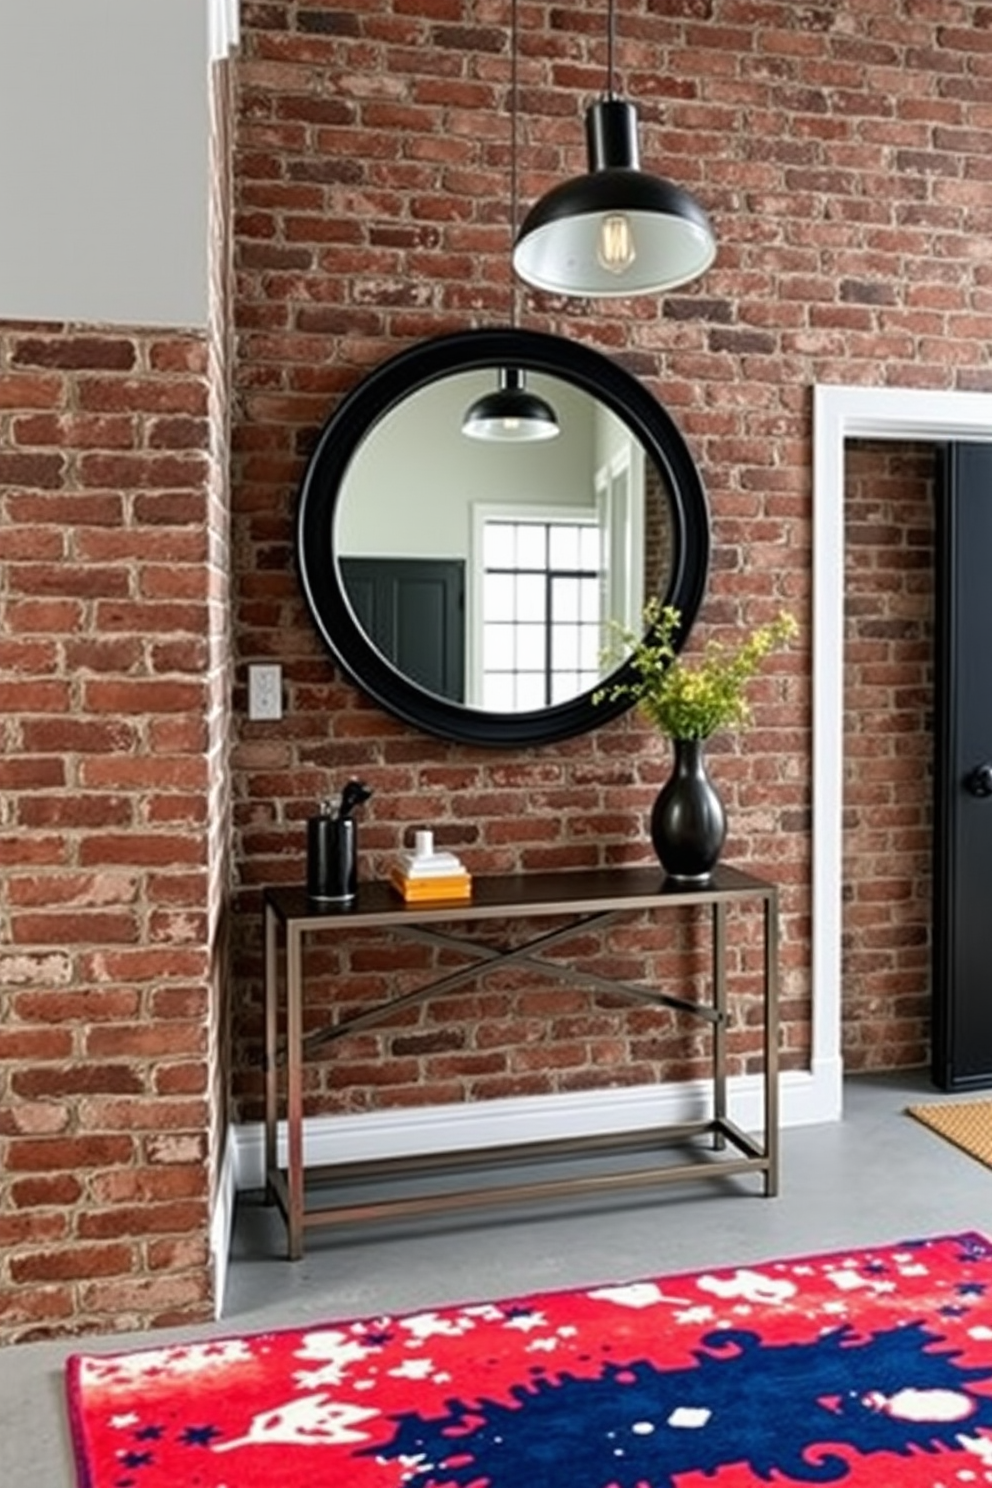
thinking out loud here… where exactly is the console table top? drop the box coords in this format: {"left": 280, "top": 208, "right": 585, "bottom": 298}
{"left": 264, "top": 862, "right": 776, "bottom": 929}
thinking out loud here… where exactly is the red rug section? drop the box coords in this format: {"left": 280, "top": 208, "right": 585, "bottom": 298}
{"left": 67, "top": 1232, "right": 992, "bottom": 1488}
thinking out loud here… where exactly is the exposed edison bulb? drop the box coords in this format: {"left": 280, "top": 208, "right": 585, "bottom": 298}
{"left": 597, "top": 213, "right": 637, "bottom": 275}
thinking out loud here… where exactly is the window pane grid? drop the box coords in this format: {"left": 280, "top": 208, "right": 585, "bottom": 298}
{"left": 481, "top": 519, "right": 599, "bottom": 710}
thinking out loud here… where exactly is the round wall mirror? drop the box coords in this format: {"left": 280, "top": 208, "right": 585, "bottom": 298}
{"left": 296, "top": 328, "right": 710, "bottom": 747}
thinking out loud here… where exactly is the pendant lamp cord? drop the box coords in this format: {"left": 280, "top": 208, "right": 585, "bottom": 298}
{"left": 606, "top": 0, "right": 616, "bottom": 99}
{"left": 509, "top": 0, "right": 520, "bottom": 328}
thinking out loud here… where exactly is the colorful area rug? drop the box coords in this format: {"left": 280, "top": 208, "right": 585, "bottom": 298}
{"left": 908, "top": 1099, "right": 992, "bottom": 1171}
{"left": 67, "top": 1231, "right": 992, "bottom": 1488}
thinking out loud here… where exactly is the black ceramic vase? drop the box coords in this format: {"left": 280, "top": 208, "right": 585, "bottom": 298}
{"left": 650, "top": 737, "right": 727, "bottom": 882}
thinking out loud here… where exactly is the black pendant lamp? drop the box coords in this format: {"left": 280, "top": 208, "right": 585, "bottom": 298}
{"left": 461, "top": 365, "right": 559, "bottom": 442}
{"left": 463, "top": 0, "right": 559, "bottom": 442}
{"left": 513, "top": 0, "right": 716, "bottom": 298}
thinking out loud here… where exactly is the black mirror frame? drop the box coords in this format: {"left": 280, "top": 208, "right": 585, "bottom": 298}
{"left": 296, "top": 328, "right": 710, "bottom": 748}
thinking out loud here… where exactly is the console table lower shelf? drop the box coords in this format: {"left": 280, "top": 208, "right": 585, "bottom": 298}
{"left": 262, "top": 864, "right": 779, "bottom": 1260}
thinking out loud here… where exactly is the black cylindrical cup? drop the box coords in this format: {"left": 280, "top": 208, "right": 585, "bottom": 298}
{"left": 307, "top": 816, "right": 356, "bottom": 904}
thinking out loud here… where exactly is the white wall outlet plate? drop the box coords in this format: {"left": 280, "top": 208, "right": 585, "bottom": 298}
{"left": 248, "top": 663, "right": 282, "bottom": 721}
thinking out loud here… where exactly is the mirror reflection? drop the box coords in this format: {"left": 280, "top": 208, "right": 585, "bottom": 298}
{"left": 335, "top": 370, "right": 674, "bottom": 711}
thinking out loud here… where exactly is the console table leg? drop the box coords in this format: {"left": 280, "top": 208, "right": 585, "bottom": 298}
{"left": 712, "top": 902, "right": 728, "bottom": 1150}
{"left": 286, "top": 924, "right": 305, "bottom": 1260}
{"left": 263, "top": 903, "right": 278, "bottom": 1203}
{"left": 764, "top": 892, "right": 780, "bottom": 1196}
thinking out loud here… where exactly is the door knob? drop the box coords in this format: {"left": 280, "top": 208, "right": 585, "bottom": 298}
{"left": 965, "top": 763, "right": 992, "bottom": 797}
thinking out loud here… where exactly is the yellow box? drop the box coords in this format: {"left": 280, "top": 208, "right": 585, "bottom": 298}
{"left": 389, "top": 868, "right": 472, "bottom": 902}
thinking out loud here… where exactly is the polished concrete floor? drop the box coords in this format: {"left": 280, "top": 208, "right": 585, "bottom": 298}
{"left": 2, "top": 1069, "right": 990, "bottom": 1485}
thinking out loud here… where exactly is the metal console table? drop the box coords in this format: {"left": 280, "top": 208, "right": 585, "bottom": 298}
{"left": 263, "top": 863, "right": 779, "bottom": 1259}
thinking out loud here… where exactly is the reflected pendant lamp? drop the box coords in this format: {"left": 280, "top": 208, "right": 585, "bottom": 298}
{"left": 513, "top": 3, "right": 716, "bottom": 298}
{"left": 463, "top": 0, "right": 559, "bottom": 443}
{"left": 462, "top": 366, "right": 559, "bottom": 442}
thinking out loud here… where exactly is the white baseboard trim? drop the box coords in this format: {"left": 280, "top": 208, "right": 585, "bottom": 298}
{"left": 231, "top": 1065, "right": 843, "bottom": 1192}
{"left": 211, "top": 1126, "right": 238, "bottom": 1318}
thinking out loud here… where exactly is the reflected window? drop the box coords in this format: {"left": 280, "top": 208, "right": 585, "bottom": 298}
{"left": 480, "top": 519, "right": 601, "bottom": 710}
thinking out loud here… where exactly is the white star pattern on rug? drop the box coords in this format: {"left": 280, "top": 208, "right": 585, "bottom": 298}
{"left": 292, "top": 1329, "right": 373, "bottom": 1387}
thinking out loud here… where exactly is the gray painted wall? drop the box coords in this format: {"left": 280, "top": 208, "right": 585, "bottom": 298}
{"left": 0, "top": 0, "right": 209, "bottom": 327}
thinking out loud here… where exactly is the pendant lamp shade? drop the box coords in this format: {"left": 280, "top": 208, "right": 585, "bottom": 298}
{"left": 514, "top": 97, "right": 715, "bottom": 298}
{"left": 462, "top": 366, "right": 560, "bottom": 442}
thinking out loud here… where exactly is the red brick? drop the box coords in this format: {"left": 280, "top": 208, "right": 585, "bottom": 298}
{"left": 7, "top": 490, "right": 124, "bottom": 525}
{"left": 77, "top": 452, "right": 208, "bottom": 488}
{"left": 0, "top": 1028, "right": 75, "bottom": 1061}
{"left": 91, "top": 603, "right": 208, "bottom": 642}
{"left": 12, "top": 989, "right": 140, "bottom": 1023}
{"left": 144, "top": 492, "right": 210, "bottom": 532}
{"left": 0, "top": 528, "right": 66, "bottom": 560}
{"left": 0, "top": 451, "right": 65, "bottom": 486}
{"left": 76, "top": 1201, "right": 207, "bottom": 1240}
{"left": 6, "top": 562, "right": 130, "bottom": 600}
{"left": 3, "top": 598, "right": 85, "bottom": 633}
{"left": 153, "top": 1062, "right": 208, "bottom": 1095}
{"left": 12, "top": 1065, "right": 145, "bottom": 1099}
{"left": 0, "top": 636, "right": 59, "bottom": 671}
{"left": 6, "top": 1135, "right": 136, "bottom": 1172}
{"left": 89, "top": 1167, "right": 206, "bottom": 1204}
{"left": 0, "top": 372, "right": 65, "bottom": 408}
{"left": 12, "top": 412, "right": 137, "bottom": 448}
{"left": 85, "top": 1024, "right": 206, "bottom": 1060}
{"left": 148, "top": 338, "right": 208, "bottom": 374}
{"left": 146, "top": 415, "right": 209, "bottom": 449}
{"left": 16, "top": 797, "right": 133, "bottom": 833}
{"left": 76, "top": 834, "right": 205, "bottom": 868}
{"left": 148, "top": 986, "right": 211, "bottom": 1020}
{"left": 11, "top": 335, "right": 137, "bottom": 370}
{"left": 77, "top": 1096, "right": 208, "bottom": 1132}
{"left": 0, "top": 679, "right": 71, "bottom": 714}
{"left": 77, "top": 376, "right": 207, "bottom": 415}
{"left": 0, "top": 1214, "right": 69, "bottom": 1249}
{"left": 10, "top": 1243, "right": 135, "bottom": 1283}
{"left": 146, "top": 1236, "right": 211, "bottom": 1272}
{"left": 0, "top": 757, "right": 66, "bottom": 790}
{"left": 18, "top": 718, "right": 138, "bottom": 753}
{"left": 80, "top": 679, "right": 206, "bottom": 714}
{"left": 10, "top": 910, "right": 139, "bottom": 945}
{"left": 74, "top": 527, "right": 207, "bottom": 564}
{"left": 79, "top": 1273, "right": 212, "bottom": 1320}
{"left": 79, "top": 756, "right": 206, "bottom": 791}
{"left": 140, "top": 567, "right": 211, "bottom": 601}
{"left": 62, "top": 636, "right": 144, "bottom": 671}
{"left": 181, "top": 713, "right": 218, "bottom": 761}
{"left": 6, "top": 872, "right": 137, "bottom": 909}
{"left": 10, "top": 1174, "right": 84, "bottom": 1207}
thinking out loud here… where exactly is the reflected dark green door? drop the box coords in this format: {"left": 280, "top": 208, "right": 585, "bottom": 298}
{"left": 341, "top": 557, "right": 465, "bottom": 703}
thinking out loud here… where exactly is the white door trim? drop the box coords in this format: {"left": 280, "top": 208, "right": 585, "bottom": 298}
{"left": 812, "top": 384, "right": 992, "bottom": 1119}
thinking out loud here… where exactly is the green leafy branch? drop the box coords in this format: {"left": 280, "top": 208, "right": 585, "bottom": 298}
{"left": 596, "top": 599, "right": 798, "bottom": 741}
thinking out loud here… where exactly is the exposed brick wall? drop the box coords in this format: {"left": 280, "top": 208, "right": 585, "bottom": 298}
{"left": 843, "top": 441, "right": 935, "bottom": 1071}
{"left": 225, "top": 0, "right": 992, "bottom": 1123}
{"left": 0, "top": 323, "right": 217, "bottom": 1342}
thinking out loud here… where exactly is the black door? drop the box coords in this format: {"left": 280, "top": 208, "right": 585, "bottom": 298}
{"left": 932, "top": 443, "right": 992, "bottom": 1089}
{"left": 340, "top": 557, "right": 465, "bottom": 703}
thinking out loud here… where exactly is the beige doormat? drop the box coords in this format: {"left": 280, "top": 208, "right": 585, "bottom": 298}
{"left": 907, "top": 1099, "right": 992, "bottom": 1170}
